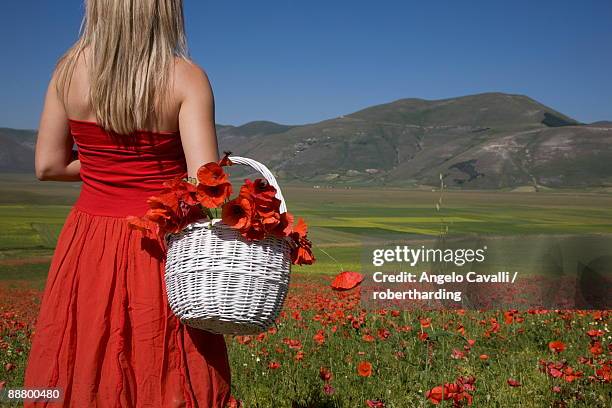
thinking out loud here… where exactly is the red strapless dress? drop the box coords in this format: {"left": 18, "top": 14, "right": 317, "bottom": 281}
{"left": 23, "top": 119, "right": 231, "bottom": 407}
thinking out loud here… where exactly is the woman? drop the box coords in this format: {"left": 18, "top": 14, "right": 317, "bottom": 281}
{"left": 23, "top": 0, "right": 231, "bottom": 406}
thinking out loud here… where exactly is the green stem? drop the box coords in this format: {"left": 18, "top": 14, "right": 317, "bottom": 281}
{"left": 313, "top": 244, "right": 345, "bottom": 272}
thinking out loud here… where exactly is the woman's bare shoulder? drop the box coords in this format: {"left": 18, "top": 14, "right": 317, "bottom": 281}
{"left": 173, "top": 58, "right": 213, "bottom": 101}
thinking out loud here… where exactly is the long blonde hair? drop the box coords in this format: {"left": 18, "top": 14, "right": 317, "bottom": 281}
{"left": 55, "top": 0, "right": 189, "bottom": 135}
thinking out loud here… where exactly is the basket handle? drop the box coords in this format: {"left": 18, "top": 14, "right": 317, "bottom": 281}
{"left": 229, "top": 156, "right": 288, "bottom": 214}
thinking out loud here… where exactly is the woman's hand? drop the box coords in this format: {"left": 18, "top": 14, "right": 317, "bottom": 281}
{"left": 176, "top": 60, "right": 220, "bottom": 177}
{"left": 35, "top": 70, "right": 81, "bottom": 181}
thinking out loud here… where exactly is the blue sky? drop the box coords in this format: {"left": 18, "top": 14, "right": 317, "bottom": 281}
{"left": 1, "top": 0, "right": 611, "bottom": 129}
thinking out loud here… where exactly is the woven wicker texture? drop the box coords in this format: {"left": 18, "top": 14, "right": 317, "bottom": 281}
{"left": 164, "top": 156, "right": 292, "bottom": 335}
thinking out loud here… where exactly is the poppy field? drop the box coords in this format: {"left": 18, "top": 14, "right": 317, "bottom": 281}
{"left": 1, "top": 267, "right": 611, "bottom": 407}
{"left": 1, "top": 176, "right": 612, "bottom": 406}
{"left": 225, "top": 274, "right": 611, "bottom": 407}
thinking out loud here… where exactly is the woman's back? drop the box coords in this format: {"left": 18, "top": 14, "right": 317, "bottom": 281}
{"left": 62, "top": 47, "right": 182, "bottom": 134}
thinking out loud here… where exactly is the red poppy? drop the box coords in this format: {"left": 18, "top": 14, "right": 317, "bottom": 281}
{"left": 218, "top": 151, "right": 233, "bottom": 167}
{"left": 357, "top": 361, "right": 372, "bottom": 377}
{"left": 142, "top": 207, "right": 171, "bottom": 226}
{"left": 162, "top": 176, "right": 198, "bottom": 206}
{"left": 595, "top": 364, "right": 611, "bottom": 383}
{"left": 240, "top": 178, "right": 277, "bottom": 202}
{"left": 234, "top": 335, "right": 252, "bottom": 345}
{"left": 323, "top": 383, "right": 335, "bottom": 396}
{"left": 425, "top": 385, "right": 446, "bottom": 404}
{"left": 143, "top": 205, "right": 178, "bottom": 233}
{"left": 226, "top": 395, "right": 242, "bottom": 408}
{"left": 366, "top": 400, "right": 386, "bottom": 408}
{"left": 590, "top": 341, "right": 604, "bottom": 356}
{"left": 126, "top": 215, "right": 154, "bottom": 234}
{"left": 222, "top": 197, "right": 253, "bottom": 230}
{"left": 313, "top": 330, "right": 326, "bottom": 345}
{"left": 586, "top": 329, "right": 604, "bottom": 339}
{"left": 362, "top": 334, "right": 375, "bottom": 342}
{"left": 444, "top": 383, "right": 461, "bottom": 401}
{"left": 242, "top": 219, "right": 267, "bottom": 241}
{"left": 289, "top": 218, "right": 315, "bottom": 265}
{"left": 176, "top": 204, "right": 205, "bottom": 232}
{"left": 238, "top": 178, "right": 281, "bottom": 227}
{"left": 127, "top": 175, "right": 206, "bottom": 235}
{"left": 563, "top": 367, "right": 582, "bottom": 383}
{"left": 196, "top": 182, "right": 232, "bottom": 208}
{"left": 256, "top": 202, "right": 282, "bottom": 227}
{"left": 283, "top": 338, "right": 302, "bottom": 350}
{"left": 291, "top": 217, "right": 308, "bottom": 239}
{"left": 148, "top": 196, "right": 203, "bottom": 234}
{"left": 197, "top": 162, "right": 229, "bottom": 186}
{"left": 291, "top": 242, "right": 315, "bottom": 265}
{"left": 268, "top": 361, "right": 280, "bottom": 370}
{"left": 548, "top": 341, "right": 566, "bottom": 353}
{"left": 539, "top": 360, "right": 578, "bottom": 380}
{"left": 147, "top": 191, "right": 180, "bottom": 213}
{"left": 331, "top": 271, "right": 364, "bottom": 291}
{"left": 319, "top": 366, "right": 333, "bottom": 382}
{"left": 260, "top": 210, "right": 281, "bottom": 229}
{"left": 507, "top": 378, "right": 521, "bottom": 387}
{"left": 377, "top": 328, "right": 391, "bottom": 340}
{"left": 420, "top": 318, "right": 432, "bottom": 329}
{"left": 457, "top": 376, "right": 476, "bottom": 392}
{"left": 425, "top": 376, "right": 476, "bottom": 405}
{"left": 549, "top": 367, "right": 563, "bottom": 378}
{"left": 267, "top": 211, "right": 293, "bottom": 238}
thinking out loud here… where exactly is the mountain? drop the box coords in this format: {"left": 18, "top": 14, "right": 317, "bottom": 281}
{"left": 346, "top": 93, "right": 578, "bottom": 128}
{"left": 2, "top": 92, "right": 611, "bottom": 189}
{"left": 587, "top": 121, "right": 612, "bottom": 128}
{"left": 217, "top": 93, "right": 611, "bottom": 189}
{"left": 0, "top": 127, "right": 37, "bottom": 172}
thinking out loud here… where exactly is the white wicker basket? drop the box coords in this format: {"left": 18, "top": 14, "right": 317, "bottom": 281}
{"left": 164, "top": 156, "right": 292, "bottom": 335}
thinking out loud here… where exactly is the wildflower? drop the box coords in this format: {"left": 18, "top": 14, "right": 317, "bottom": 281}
{"left": 196, "top": 162, "right": 229, "bottom": 186}
{"left": 548, "top": 341, "right": 566, "bottom": 353}
{"left": 357, "top": 361, "right": 373, "bottom": 377}
{"left": 319, "top": 367, "right": 333, "bottom": 382}
{"left": 507, "top": 378, "right": 521, "bottom": 387}
{"left": 222, "top": 196, "right": 253, "bottom": 230}
{"left": 331, "top": 271, "right": 364, "bottom": 291}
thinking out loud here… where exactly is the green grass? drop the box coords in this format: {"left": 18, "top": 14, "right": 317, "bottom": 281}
{"left": 0, "top": 205, "right": 69, "bottom": 251}
{"left": 288, "top": 186, "right": 612, "bottom": 275}
{"left": 2, "top": 178, "right": 612, "bottom": 276}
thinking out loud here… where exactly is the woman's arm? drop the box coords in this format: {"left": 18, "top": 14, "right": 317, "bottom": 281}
{"left": 176, "top": 61, "right": 220, "bottom": 178}
{"left": 35, "top": 70, "right": 81, "bottom": 181}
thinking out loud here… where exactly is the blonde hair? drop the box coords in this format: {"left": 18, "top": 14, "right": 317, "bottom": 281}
{"left": 55, "top": 0, "right": 189, "bottom": 135}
